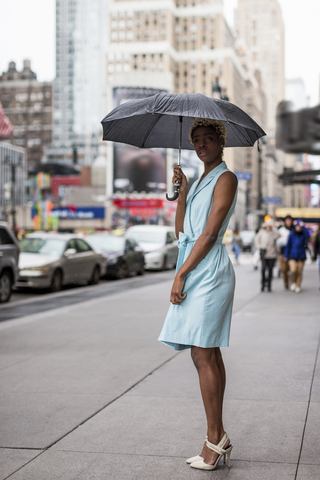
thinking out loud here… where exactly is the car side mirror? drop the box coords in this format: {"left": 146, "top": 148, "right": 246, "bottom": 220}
{"left": 125, "top": 245, "right": 134, "bottom": 252}
{"left": 65, "top": 248, "right": 77, "bottom": 256}
{"left": 166, "top": 237, "right": 173, "bottom": 244}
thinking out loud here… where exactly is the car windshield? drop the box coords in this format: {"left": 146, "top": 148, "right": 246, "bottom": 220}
{"left": 127, "top": 231, "right": 165, "bottom": 244}
{"left": 86, "top": 235, "right": 125, "bottom": 252}
{"left": 19, "top": 238, "right": 66, "bottom": 256}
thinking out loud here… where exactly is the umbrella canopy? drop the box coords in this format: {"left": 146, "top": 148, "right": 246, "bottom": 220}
{"left": 101, "top": 92, "right": 266, "bottom": 149}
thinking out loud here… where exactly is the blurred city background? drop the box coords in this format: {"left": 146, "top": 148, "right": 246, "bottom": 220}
{"left": 0, "top": 0, "right": 320, "bottom": 302}
{"left": 1, "top": 0, "right": 319, "bottom": 232}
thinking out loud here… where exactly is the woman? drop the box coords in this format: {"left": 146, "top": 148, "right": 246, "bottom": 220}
{"left": 254, "top": 219, "right": 279, "bottom": 292}
{"left": 284, "top": 219, "right": 310, "bottom": 293}
{"left": 158, "top": 118, "right": 238, "bottom": 471}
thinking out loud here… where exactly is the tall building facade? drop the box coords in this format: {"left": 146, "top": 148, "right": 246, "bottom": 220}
{"left": 235, "top": 0, "right": 285, "bottom": 133}
{"left": 235, "top": 0, "right": 285, "bottom": 218}
{"left": 106, "top": 0, "right": 267, "bottom": 228}
{"left": 46, "top": 0, "right": 110, "bottom": 165}
{"left": 0, "top": 60, "right": 52, "bottom": 169}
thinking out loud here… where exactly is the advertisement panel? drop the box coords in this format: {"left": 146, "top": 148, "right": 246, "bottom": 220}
{"left": 113, "top": 87, "right": 167, "bottom": 194}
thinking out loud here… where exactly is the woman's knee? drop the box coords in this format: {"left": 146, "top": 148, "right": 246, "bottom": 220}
{"left": 191, "top": 346, "right": 217, "bottom": 370}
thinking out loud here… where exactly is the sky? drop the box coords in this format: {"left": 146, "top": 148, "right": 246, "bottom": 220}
{"left": 0, "top": 0, "right": 319, "bottom": 105}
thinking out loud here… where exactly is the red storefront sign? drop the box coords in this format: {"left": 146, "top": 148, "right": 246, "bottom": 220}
{"left": 113, "top": 198, "right": 164, "bottom": 209}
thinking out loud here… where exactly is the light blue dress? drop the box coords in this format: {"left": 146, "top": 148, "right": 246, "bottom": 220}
{"left": 158, "top": 162, "right": 237, "bottom": 351}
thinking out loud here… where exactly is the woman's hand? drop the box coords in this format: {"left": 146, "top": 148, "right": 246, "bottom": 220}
{"left": 170, "top": 273, "right": 187, "bottom": 305}
{"left": 173, "top": 166, "right": 188, "bottom": 195}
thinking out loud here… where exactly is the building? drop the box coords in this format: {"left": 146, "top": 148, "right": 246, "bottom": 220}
{"left": 105, "top": 0, "right": 268, "bottom": 228}
{"left": 46, "top": 0, "right": 110, "bottom": 165}
{"left": 0, "top": 60, "right": 53, "bottom": 169}
{"left": 282, "top": 78, "right": 313, "bottom": 209}
{"left": 0, "top": 141, "right": 27, "bottom": 229}
{"left": 235, "top": 0, "right": 285, "bottom": 218}
{"left": 235, "top": 0, "right": 285, "bottom": 133}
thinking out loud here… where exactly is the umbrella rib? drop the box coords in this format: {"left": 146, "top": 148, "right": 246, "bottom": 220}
{"left": 140, "top": 114, "right": 162, "bottom": 147}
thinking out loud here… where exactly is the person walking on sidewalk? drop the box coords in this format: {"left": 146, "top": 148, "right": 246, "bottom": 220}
{"left": 277, "top": 215, "right": 293, "bottom": 289}
{"left": 232, "top": 229, "right": 241, "bottom": 265}
{"left": 254, "top": 219, "right": 280, "bottom": 292}
{"left": 158, "top": 119, "right": 237, "bottom": 471}
{"left": 284, "top": 219, "right": 310, "bottom": 293}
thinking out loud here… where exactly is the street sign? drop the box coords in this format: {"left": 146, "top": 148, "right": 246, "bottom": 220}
{"left": 235, "top": 171, "right": 252, "bottom": 181}
{"left": 262, "top": 197, "right": 282, "bottom": 204}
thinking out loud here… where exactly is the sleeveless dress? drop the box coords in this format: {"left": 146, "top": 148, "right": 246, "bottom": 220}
{"left": 158, "top": 161, "right": 237, "bottom": 351}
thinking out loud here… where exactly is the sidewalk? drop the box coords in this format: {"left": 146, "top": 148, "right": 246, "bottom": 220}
{"left": 0, "top": 262, "right": 319, "bottom": 479}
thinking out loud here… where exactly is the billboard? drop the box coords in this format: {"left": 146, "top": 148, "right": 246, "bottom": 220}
{"left": 113, "top": 87, "right": 167, "bottom": 194}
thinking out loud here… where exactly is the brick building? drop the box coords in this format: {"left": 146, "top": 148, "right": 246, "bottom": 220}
{"left": 0, "top": 60, "right": 53, "bottom": 168}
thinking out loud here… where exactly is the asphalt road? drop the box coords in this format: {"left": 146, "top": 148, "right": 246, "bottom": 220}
{"left": 0, "top": 270, "right": 174, "bottom": 322}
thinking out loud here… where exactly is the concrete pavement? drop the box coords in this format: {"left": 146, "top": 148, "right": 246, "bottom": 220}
{"left": 0, "top": 260, "right": 319, "bottom": 479}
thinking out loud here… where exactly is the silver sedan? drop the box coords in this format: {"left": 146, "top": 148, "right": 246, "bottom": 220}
{"left": 16, "top": 233, "right": 106, "bottom": 292}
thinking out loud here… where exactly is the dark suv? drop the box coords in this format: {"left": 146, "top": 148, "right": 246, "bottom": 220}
{"left": 0, "top": 222, "right": 19, "bottom": 303}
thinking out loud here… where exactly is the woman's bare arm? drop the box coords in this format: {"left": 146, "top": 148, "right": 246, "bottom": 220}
{"left": 170, "top": 171, "right": 237, "bottom": 304}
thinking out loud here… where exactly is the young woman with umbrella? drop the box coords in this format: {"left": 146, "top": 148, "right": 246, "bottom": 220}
{"left": 158, "top": 118, "right": 238, "bottom": 471}
{"left": 102, "top": 92, "right": 266, "bottom": 471}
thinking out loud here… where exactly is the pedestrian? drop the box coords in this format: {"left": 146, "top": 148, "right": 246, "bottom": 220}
{"left": 254, "top": 219, "right": 280, "bottom": 292}
{"left": 313, "top": 225, "right": 320, "bottom": 288}
{"left": 232, "top": 229, "right": 241, "bottom": 265}
{"left": 277, "top": 215, "right": 293, "bottom": 289}
{"left": 284, "top": 219, "right": 310, "bottom": 293}
{"left": 158, "top": 118, "right": 237, "bottom": 471}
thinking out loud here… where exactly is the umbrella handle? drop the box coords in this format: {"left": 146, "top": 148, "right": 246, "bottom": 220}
{"left": 166, "top": 182, "right": 180, "bottom": 201}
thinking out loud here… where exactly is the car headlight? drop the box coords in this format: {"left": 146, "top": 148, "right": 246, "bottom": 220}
{"left": 22, "top": 265, "right": 51, "bottom": 273}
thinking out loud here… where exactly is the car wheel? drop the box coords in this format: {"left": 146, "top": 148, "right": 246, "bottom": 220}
{"left": 137, "top": 262, "right": 145, "bottom": 276}
{"left": 50, "top": 270, "right": 62, "bottom": 293}
{"left": 0, "top": 271, "right": 13, "bottom": 303}
{"left": 116, "top": 262, "right": 128, "bottom": 280}
{"left": 89, "top": 266, "right": 100, "bottom": 285}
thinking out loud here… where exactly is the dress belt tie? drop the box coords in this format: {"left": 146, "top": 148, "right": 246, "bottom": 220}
{"left": 176, "top": 232, "right": 224, "bottom": 271}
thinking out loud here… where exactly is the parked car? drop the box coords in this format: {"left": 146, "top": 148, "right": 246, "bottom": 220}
{"left": 126, "top": 225, "right": 178, "bottom": 270}
{"left": 0, "top": 222, "right": 20, "bottom": 303}
{"left": 239, "top": 230, "right": 255, "bottom": 252}
{"left": 16, "top": 233, "right": 105, "bottom": 292}
{"left": 86, "top": 233, "right": 144, "bottom": 279}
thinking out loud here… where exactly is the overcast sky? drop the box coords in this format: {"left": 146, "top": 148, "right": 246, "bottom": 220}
{"left": 1, "top": 0, "right": 319, "bottom": 105}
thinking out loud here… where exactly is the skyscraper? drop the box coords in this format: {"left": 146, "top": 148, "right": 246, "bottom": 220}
{"left": 46, "top": 0, "right": 109, "bottom": 165}
{"left": 235, "top": 0, "right": 285, "bottom": 133}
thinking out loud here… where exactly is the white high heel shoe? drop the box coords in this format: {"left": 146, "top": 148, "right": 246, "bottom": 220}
{"left": 186, "top": 436, "right": 207, "bottom": 464}
{"left": 190, "top": 433, "right": 233, "bottom": 471}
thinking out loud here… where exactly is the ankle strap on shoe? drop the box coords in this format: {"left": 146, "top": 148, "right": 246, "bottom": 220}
{"left": 206, "top": 433, "right": 229, "bottom": 455}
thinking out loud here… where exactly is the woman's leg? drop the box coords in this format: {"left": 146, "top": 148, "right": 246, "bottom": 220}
{"left": 261, "top": 259, "right": 266, "bottom": 290}
{"left": 191, "top": 346, "right": 227, "bottom": 465}
{"left": 295, "top": 260, "right": 305, "bottom": 287}
{"left": 267, "top": 259, "right": 276, "bottom": 290}
{"left": 289, "top": 259, "right": 297, "bottom": 284}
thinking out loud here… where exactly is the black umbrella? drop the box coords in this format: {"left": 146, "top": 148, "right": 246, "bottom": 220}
{"left": 101, "top": 92, "right": 266, "bottom": 200}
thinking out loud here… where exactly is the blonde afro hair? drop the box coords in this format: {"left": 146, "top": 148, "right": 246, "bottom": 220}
{"left": 189, "top": 118, "right": 227, "bottom": 146}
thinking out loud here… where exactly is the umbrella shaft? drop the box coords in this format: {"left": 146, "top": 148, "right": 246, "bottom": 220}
{"left": 178, "top": 116, "right": 183, "bottom": 166}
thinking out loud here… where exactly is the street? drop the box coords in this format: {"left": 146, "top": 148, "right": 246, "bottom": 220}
{"left": 0, "top": 260, "right": 319, "bottom": 479}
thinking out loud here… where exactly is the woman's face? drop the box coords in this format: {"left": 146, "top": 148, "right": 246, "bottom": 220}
{"left": 192, "top": 126, "right": 223, "bottom": 164}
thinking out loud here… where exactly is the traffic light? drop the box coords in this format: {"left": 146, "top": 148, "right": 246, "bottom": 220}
{"left": 276, "top": 101, "right": 320, "bottom": 155}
